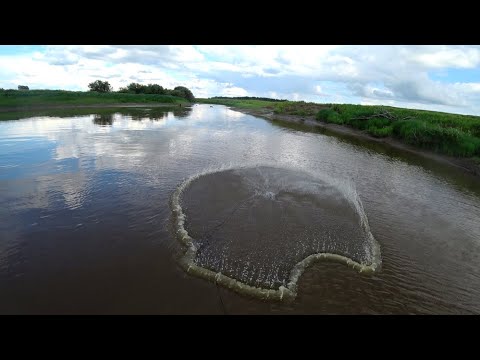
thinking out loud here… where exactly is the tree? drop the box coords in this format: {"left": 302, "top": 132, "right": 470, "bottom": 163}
{"left": 126, "top": 82, "right": 146, "bottom": 94}
{"left": 88, "top": 80, "right": 112, "bottom": 93}
{"left": 18, "top": 85, "right": 29, "bottom": 90}
{"left": 116, "top": 82, "right": 193, "bottom": 100}
{"left": 118, "top": 83, "right": 165, "bottom": 94}
{"left": 145, "top": 83, "right": 164, "bottom": 94}
{"left": 172, "top": 86, "right": 195, "bottom": 102}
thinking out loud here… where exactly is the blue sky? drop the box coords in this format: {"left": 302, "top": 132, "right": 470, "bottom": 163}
{"left": 2, "top": 45, "right": 480, "bottom": 115}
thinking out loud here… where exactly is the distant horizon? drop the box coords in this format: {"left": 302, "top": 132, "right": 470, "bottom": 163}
{"left": 2, "top": 45, "right": 480, "bottom": 116}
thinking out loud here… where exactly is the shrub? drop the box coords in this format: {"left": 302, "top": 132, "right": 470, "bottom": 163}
{"left": 316, "top": 108, "right": 343, "bottom": 124}
{"left": 88, "top": 80, "right": 112, "bottom": 93}
{"left": 367, "top": 125, "right": 393, "bottom": 137}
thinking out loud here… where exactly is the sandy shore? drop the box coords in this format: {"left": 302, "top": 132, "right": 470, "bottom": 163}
{"left": 233, "top": 107, "right": 480, "bottom": 178}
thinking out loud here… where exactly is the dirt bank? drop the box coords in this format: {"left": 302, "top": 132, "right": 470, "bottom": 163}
{"left": 233, "top": 107, "right": 480, "bottom": 178}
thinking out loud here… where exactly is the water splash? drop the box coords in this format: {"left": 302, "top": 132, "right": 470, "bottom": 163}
{"left": 171, "top": 163, "right": 382, "bottom": 302}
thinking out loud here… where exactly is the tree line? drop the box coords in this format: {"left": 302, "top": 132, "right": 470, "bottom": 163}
{"left": 88, "top": 80, "right": 195, "bottom": 102}
{"left": 0, "top": 86, "right": 29, "bottom": 91}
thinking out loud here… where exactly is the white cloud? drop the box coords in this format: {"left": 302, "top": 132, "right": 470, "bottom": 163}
{"left": 413, "top": 45, "right": 480, "bottom": 68}
{"left": 3, "top": 45, "right": 480, "bottom": 114}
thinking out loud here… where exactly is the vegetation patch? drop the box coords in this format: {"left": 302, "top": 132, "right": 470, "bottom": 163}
{"left": 317, "top": 104, "right": 480, "bottom": 157}
{"left": 0, "top": 89, "right": 188, "bottom": 107}
{"left": 274, "top": 101, "right": 327, "bottom": 116}
{"left": 0, "top": 80, "right": 195, "bottom": 108}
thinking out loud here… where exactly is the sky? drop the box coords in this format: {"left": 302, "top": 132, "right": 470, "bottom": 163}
{"left": 2, "top": 45, "right": 480, "bottom": 115}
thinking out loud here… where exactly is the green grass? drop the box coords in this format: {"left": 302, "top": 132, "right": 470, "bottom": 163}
{"left": 273, "top": 101, "right": 327, "bottom": 116}
{"left": 196, "top": 98, "right": 278, "bottom": 109}
{"left": 198, "top": 97, "right": 480, "bottom": 158}
{"left": 0, "top": 89, "right": 188, "bottom": 107}
{"left": 316, "top": 104, "right": 480, "bottom": 157}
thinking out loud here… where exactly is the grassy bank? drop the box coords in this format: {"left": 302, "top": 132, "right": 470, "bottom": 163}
{"left": 198, "top": 98, "right": 480, "bottom": 159}
{"left": 0, "top": 89, "right": 188, "bottom": 107}
{"left": 196, "top": 98, "right": 277, "bottom": 109}
{"left": 315, "top": 104, "right": 480, "bottom": 157}
{"left": 0, "top": 105, "right": 192, "bottom": 122}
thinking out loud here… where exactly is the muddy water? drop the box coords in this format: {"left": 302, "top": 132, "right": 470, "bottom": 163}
{"left": 1, "top": 104, "right": 480, "bottom": 314}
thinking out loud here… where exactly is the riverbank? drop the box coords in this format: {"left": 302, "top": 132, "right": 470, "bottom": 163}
{"left": 229, "top": 105, "right": 480, "bottom": 177}
{"left": 0, "top": 102, "right": 189, "bottom": 113}
{"left": 0, "top": 89, "right": 188, "bottom": 110}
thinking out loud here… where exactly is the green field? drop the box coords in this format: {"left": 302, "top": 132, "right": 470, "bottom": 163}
{"left": 198, "top": 98, "right": 480, "bottom": 158}
{"left": 0, "top": 89, "right": 188, "bottom": 107}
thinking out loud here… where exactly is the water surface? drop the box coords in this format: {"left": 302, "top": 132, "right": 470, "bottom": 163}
{"left": 1, "top": 104, "right": 480, "bottom": 314}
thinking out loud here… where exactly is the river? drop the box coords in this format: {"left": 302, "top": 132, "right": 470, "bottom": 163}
{"left": 1, "top": 104, "right": 480, "bottom": 314}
